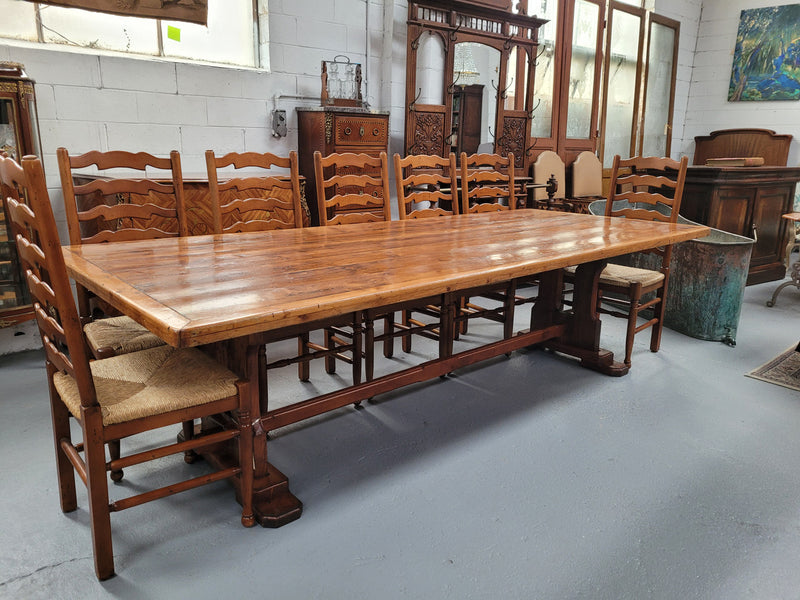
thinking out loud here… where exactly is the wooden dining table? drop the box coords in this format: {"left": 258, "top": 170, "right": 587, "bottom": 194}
{"left": 62, "top": 209, "right": 709, "bottom": 527}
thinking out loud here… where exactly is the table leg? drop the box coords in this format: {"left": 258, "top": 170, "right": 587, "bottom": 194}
{"left": 536, "top": 261, "right": 628, "bottom": 376}
{"left": 245, "top": 341, "right": 303, "bottom": 527}
{"left": 193, "top": 339, "right": 302, "bottom": 527}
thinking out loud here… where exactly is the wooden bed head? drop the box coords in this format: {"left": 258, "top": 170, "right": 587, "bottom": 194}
{"left": 693, "top": 128, "right": 792, "bottom": 166}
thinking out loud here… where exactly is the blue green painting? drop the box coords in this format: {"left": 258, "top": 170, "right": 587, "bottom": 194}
{"left": 729, "top": 4, "right": 800, "bottom": 101}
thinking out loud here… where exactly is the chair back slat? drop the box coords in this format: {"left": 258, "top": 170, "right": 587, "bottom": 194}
{"left": 460, "top": 152, "right": 516, "bottom": 214}
{"left": 205, "top": 150, "right": 303, "bottom": 233}
{"left": 314, "top": 151, "right": 392, "bottom": 226}
{"left": 73, "top": 177, "right": 178, "bottom": 197}
{"left": 605, "top": 154, "right": 689, "bottom": 225}
{"left": 79, "top": 201, "right": 180, "bottom": 223}
{"left": 2, "top": 154, "right": 97, "bottom": 407}
{"left": 58, "top": 147, "right": 188, "bottom": 245}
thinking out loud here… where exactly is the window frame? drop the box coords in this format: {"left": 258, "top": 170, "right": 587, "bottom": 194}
{"left": 0, "top": 0, "right": 265, "bottom": 70}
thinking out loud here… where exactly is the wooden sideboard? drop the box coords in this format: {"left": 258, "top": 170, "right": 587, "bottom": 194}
{"left": 296, "top": 106, "right": 389, "bottom": 225}
{"left": 680, "top": 166, "right": 800, "bottom": 285}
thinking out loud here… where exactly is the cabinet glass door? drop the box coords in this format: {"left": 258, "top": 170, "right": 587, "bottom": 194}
{"left": 0, "top": 98, "right": 19, "bottom": 159}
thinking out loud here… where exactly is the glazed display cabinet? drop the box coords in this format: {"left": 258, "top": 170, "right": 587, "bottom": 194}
{"left": 0, "top": 62, "right": 42, "bottom": 326}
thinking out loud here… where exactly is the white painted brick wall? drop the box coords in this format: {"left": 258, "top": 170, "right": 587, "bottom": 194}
{"left": 681, "top": 0, "right": 800, "bottom": 164}
{"left": 1, "top": 0, "right": 395, "bottom": 353}
{"left": 653, "top": 0, "right": 703, "bottom": 159}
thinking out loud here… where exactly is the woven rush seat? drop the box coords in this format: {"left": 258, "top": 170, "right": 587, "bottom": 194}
{"left": 600, "top": 263, "right": 665, "bottom": 287}
{"left": 83, "top": 315, "right": 166, "bottom": 357}
{"left": 54, "top": 345, "right": 239, "bottom": 426}
{"left": 565, "top": 263, "right": 665, "bottom": 288}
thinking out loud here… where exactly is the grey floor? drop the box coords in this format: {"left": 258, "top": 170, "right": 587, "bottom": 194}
{"left": 2, "top": 281, "right": 800, "bottom": 600}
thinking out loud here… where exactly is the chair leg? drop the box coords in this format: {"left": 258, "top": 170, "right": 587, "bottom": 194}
{"left": 297, "top": 333, "right": 310, "bottom": 381}
{"left": 47, "top": 366, "right": 77, "bottom": 513}
{"left": 624, "top": 283, "right": 643, "bottom": 368}
{"left": 181, "top": 420, "right": 198, "bottom": 464}
{"left": 352, "top": 315, "right": 363, "bottom": 387}
{"left": 364, "top": 314, "right": 375, "bottom": 383}
{"left": 83, "top": 409, "right": 115, "bottom": 580}
{"left": 236, "top": 383, "right": 255, "bottom": 528}
{"left": 650, "top": 291, "right": 667, "bottom": 353}
{"left": 503, "top": 281, "right": 517, "bottom": 341}
{"left": 383, "top": 312, "right": 394, "bottom": 358}
{"left": 108, "top": 440, "right": 124, "bottom": 481}
{"left": 402, "top": 309, "right": 413, "bottom": 353}
{"left": 324, "top": 329, "right": 337, "bottom": 374}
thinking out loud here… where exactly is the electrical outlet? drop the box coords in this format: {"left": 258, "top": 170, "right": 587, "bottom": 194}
{"left": 272, "top": 109, "right": 287, "bottom": 138}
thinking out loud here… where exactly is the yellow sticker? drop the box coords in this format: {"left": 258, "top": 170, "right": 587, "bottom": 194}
{"left": 167, "top": 26, "right": 181, "bottom": 42}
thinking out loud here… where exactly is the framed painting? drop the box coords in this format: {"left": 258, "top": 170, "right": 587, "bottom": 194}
{"left": 729, "top": 4, "right": 800, "bottom": 101}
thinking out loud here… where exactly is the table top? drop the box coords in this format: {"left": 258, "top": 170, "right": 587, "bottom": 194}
{"left": 62, "top": 210, "right": 708, "bottom": 348}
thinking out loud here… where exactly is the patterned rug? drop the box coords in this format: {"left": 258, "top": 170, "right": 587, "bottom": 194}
{"left": 746, "top": 346, "right": 800, "bottom": 392}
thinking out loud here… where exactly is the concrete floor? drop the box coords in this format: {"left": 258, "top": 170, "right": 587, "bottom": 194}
{"left": 1, "top": 281, "right": 800, "bottom": 599}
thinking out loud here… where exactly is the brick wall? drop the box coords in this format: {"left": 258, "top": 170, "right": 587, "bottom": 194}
{"left": 0, "top": 0, "right": 404, "bottom": 352}
{"left": 679, "top": 0, "right": 800, "bottom": 164}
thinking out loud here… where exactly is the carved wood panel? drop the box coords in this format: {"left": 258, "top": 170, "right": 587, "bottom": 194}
{"left": 497, "top": 116, "right": 527, "bottom": 169}
{"left": 409, "top": 110, "right": 445, "bottom": 156}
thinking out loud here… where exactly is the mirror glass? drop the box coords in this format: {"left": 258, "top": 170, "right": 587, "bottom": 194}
{"left": 640, "top": 21, "right": 675, "bottom": 157}
{"left": 504, "top": 46, "right": 529, "bottom": 111}
{"left": 450, "top": 42, "right": 500, "bottom": 156}
{"left": 566, "top": 0, "right": 600, "bottom": 139}
{"left": 600, "top": 8, "right": 642, "bottom": 166}
{"left": 528, "top": 0, "right": 558, "bottom": 138}
{"left": 416, "top": 32, "right": 446, "bottom": 105}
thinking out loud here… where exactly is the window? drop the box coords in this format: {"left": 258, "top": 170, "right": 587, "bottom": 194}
{"left": 0, "top": 0, "right": 268, "bottom": 69}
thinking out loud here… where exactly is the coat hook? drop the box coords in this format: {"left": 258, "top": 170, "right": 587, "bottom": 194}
{"left": 449, "top": 19, "right": 463, "bottom": 41}
{"left": 528, "top": 97, "right": 541, "bottom": 119}
{"left": 410, "top": 30, "right": 425, "bottom": 50}
{"left": 533, "top": 44, "right": 547, "bottom": 67}
{"left": 491, "top": 78, "right": 513, "bottom": 100}
{"left": 447, "top": 70, "right": 463, "bottom": 94}
{"left": 408, "top": 88, "right": 423, "bottom": 112}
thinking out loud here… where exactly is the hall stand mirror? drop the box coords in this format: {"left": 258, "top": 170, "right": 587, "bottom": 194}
{"left": 637, "top": 14, "right": 679, "bottom": 158}
{"left": 404, "top": 0, "right": 545, "bottom": 172}
{"left": 0, "top": 62, "right": 41, "bottom": 327}
{"left": 522, "top": 0, "right": 605, "bottom": 165}
{"left": 598, "top": 1, "right": 645, "bottom": 167}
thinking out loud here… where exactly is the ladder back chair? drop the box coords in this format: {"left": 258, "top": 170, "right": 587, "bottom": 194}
{"left": 205, "top": 149, "right": 327, "bottom": 384}
{"left": 459, "top": 151, "right": 516, "bottom": 214}
{"left": 57, "top": 147, "right": 188, "bottom": 359}
{"left": 1, "top": 153, "right": 255, "bottom": 581}
{"left": 205, "top": 150, "right": 304, "bottom": 233}
{"left": 391, "top": 152, "right": 460, "bottom": 354}
{"left": 394, "top": 152, "right": 459, "bottom": 219}
{"left": 313, "top": 151, "right": 393, "bottom": 383}
{"left": 593, "top": 154, "right": 689, "bottom": 367}
{"left": 457, "top": 152, "right": 518, "bottom": 340}
{"left": 314, "top": 151, "right": 392, "bottom": 225}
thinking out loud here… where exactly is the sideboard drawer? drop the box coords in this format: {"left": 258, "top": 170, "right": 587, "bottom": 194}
{"left": 334, "top": 116, "right": 388, "bottom": 147}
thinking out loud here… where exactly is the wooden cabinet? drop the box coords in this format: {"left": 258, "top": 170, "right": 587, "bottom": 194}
{"left": 450, "top": 84, "right": 483, "bottom": 156}
{"left": 296, "top": 107, "right": 389, "bottom": 226}
{"left": 0, "top": 62, "right": 42, "bottom": 327}
{"left": 681, "top": 166, "right": 800, "bottom": 285}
